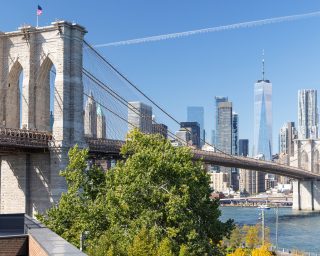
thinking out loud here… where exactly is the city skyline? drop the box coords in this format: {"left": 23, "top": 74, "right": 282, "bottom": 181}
{"left": 1, "top": 1, "right": 320, "bottom": 155}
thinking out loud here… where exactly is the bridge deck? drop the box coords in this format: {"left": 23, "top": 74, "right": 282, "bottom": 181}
{"left": 0, "top": 128, "right": 318, "bottom": 180}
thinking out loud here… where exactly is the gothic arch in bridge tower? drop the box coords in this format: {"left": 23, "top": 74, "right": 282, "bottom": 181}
{"left": 6, "top": 60, "right": 23, "bottom": 129}
{"left": 35, "top": 56, "right": 56, "bottom": 131}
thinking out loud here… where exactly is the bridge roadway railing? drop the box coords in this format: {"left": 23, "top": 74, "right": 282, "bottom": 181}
{"left": 85, "top": 138, "right": 124, "bottom": 155}
{"left": 192, "top": 149, "right": 320, "bottom": 180}
{"left": 0, "top": 127, "right": 52, "bottom": 151}
{"left": 0, "top": 130, "right": 319, "bottom": 180}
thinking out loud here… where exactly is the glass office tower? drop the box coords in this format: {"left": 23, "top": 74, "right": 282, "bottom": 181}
{"left": 187, "top": 106, "right": 205, "bottom": 146}
{"left": 298, "top": 89, "right": 318, "bottom": 139}
{"left": 253, "top": 78, "right": 272, "bottom": 160}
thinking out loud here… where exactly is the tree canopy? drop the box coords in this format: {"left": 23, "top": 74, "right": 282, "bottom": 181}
{"left": 38, "top": 130, "right": 234, "bottom": 255}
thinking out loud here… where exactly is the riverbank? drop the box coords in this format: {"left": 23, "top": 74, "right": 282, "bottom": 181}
{"left": 220, "top": 206, "right": 320, "bottom": 254}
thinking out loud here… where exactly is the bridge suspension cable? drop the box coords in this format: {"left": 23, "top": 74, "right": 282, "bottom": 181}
{"left": 83, "top": 40, "right": 240, "bottom": 158}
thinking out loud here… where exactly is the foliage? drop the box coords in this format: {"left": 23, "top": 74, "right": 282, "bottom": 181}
{"left": 251, "top": 245, "right": 273, "bottom": 256}
{"left": 38, "top": 130, "right": 234, "bottom": 255}
{"left": 223, "top": 224, "right": 274, "bottom": 256}
{"left": 244, "top": 225, "right": 260, "bottom": 249}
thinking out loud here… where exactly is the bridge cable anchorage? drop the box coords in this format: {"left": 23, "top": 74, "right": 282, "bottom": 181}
{"left": 83, "top": 41, "right": 243, "bottom": 160}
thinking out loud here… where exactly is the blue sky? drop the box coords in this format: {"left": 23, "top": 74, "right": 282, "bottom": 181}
{"left": 2, "top": 1, "right": 320, "bottom": 154}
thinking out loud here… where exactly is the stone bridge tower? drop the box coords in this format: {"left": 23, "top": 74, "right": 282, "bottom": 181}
{"left": 0, "top": 21, "right": 86, "bottom": 215}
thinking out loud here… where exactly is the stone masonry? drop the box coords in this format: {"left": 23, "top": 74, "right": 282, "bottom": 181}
{"left": 0, "top": 21, "right": 87, "bottom": 216}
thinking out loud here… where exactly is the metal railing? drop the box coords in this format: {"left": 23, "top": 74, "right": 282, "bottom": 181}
{"left": 0, "top": 127, "right": 51, "bottom": 149}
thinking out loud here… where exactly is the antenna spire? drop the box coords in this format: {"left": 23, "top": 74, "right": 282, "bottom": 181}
{"left": 262, "top": 49, "right": 265, "bottom": 81}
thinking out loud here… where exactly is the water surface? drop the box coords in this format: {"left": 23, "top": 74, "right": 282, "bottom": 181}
{"left": 220, "top": 207, "right": 320, "bottom": 253}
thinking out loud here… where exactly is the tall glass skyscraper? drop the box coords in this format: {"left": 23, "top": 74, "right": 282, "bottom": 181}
{"left": 298, "top": 89, "right": 318, "bottom": 139}
{"left": 215, "top": 96, "right": 228, "bottom": 146}
{"left": 187, "top": 106, "right": 205, "bottom": 146}
{"left": 253, "top": 60, "right": 272, "bottom": 161}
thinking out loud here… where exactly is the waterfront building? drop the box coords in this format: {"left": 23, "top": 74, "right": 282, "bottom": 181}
{"left": 239, "top": 142, "right": 265, "bottom": 194}
{"left": 209, "top": 172, "right": 230, "bottom": 193}
{"left": 97, "top": 104, "right": 106, "bottom": 139}
{"left": 180, "top": 122, "right": 201, "bottom": 148}
{"left": 187, "top": 106, "right": 205, "bottom": 146}
{"left": 84, "top": 92, "right": 97, "bottom": 138}
{"left": 128, "top": 101, "right": 152, "bottom": 133}
{"left": 298, "top": 89, "right": 318, "bottom": 139}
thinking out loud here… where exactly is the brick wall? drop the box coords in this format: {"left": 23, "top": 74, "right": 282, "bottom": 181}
{"left": 28, "top": 235, "right": 48, "bottom": 256}
{"left": 0, "top": 235, "right": 28, "bottom": 256}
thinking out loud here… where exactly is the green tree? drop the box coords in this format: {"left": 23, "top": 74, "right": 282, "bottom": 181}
{"left": 39, "top": 130, "right": 234, "bottom": 255}
{"left": 37, "top": 145, "right": 107, "bottom": 247}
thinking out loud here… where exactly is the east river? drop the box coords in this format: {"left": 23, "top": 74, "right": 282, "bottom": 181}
{"left": 220, "top": 207, "right": 320, "bottom": 253}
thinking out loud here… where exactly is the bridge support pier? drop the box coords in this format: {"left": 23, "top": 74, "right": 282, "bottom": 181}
{"left": 293, "top": 180, "right": 320, "bottom": 211}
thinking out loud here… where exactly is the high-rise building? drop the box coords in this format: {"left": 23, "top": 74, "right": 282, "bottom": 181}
{"left": 253, "top": 56, "right": 272, "bottom": 161}
{"left": 239, "top": 139, "right": 249, "bottom": 156}
{"left": 175, "top": 129, "right": 191, "bottom": 146}
{"left": 152, "top": 123, "right": 168, "bottom": 138}
{"left": 298, "top": 89, "right": 318, "bottom": 139}
{"left": 187, "top": 106, "right": 205, "bottom": 146}
{"left": 216, "top": 100, "right": 233, "bottom": 185}
{"left": 180, "top": 122, "right": 201, "bottom": 148}
{"left": 84, "top": 92, "right": 97, "bottom": 138}
{"left": 279, "top": 122, "right": 297, "bottom": 156}
{"left": 231, "top": 112, "right": 239, "bottom": 190}
{"left": 215, "top": 96, "right": 228, "bottom": 146}
{"left": 211, "top": 130, "right": 216, "bottom": 146}
{"left": 216, "top": 101, "right": 232, "bottom": 155}
{"left": 97, "top": 104, "right": 106, "bottom": 139}
{"left": 239, "top": 154, "right": 265, "bottom": 194}
{"left": 209, "top": 172, "right": 230, "bottom": 193}
{"left": 128, "top": 102, "right": 152, "bottom": 134}
{"left": 232, "top": 112, "right": 239, "bottom": 156}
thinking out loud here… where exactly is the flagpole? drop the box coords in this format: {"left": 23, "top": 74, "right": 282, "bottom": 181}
{"left": 37, "top": 14, "right": 39, "bottom": 28}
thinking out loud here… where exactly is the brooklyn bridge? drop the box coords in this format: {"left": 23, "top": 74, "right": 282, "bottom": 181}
{"left": 0, "top": 21, "right": 318, "bottom": 216}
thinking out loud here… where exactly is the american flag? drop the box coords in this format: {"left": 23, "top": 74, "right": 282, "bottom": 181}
{"left": 37, "top": 5, "right": 43, "bottom": 16}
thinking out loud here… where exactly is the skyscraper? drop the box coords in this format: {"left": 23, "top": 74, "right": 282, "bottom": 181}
{"left": 84, "top": 92, "right": 97, "bottom": 138}
{"left": 152, "top": 123, "right": 168, "bottom": 138}
{"left": 187, "top": 106, "right": 205, "bottom": 145}
{"left": 231, "top": 112, "right": 239, "bottom": 190}
{"left": 239, "top": 139, "right": 249, "bottom": 156}
{"left": 216, "top": 101, "right": 232, "bottom": 155}
{"left": 128, "top": 102, "right": 152, "bottom": 134}
{"left": 298, "top": 89, "right": 318, "bottom": 139}
{"left": 215, "top": 96, "right": 228, "bottom": 146}
{"left": 279, "top": 122, "right": 296, "bottom": 156}
{"left": 253, "top": 55, "right": 272, "bottom": 161}
{"left": 180, "top": 122, "right": 201, "bottom": 148}
{"left": 232, "top": 112, "right": 239, "bottom": 156}
{"left": 97, "top": 104, "right": 106, "bottom": 139}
